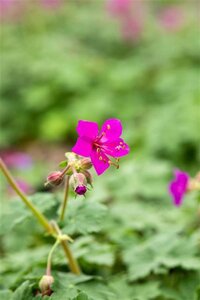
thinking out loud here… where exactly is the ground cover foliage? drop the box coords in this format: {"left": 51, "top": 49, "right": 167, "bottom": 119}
{"left": 0, "top": 0, "right": 200, "bottom": 299}
{"left": 1, "top": 159, "right": 200, "bottom": 299}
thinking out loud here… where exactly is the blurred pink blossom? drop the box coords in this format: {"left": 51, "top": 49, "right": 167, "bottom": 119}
{"left": 158, "top": 6, "right": 186, "bottom": 32}
{"left": 8, "top": 179, "right": 34, "bottom": 195}
{"left": 40, "top": 0, "right": 63, "bottom": 10}
{"left": 121, "top": 16, "right": 143, "bottom": 41}
{"left": 0, "top": 0, "right": 25, "bottom": 22}
{"left": 107, "top": 0, "right": 131, "bottom": 17}
{"left": 1, "top": 151, "right": 33, "bottom": 169}
{"left": 106, "top": 0, "right": 146, "bottom": 42}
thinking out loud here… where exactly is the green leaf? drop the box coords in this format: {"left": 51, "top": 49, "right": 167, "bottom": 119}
{"left": 161, "top": 271, "right": 200, "bottom": 300}
{"left": 12, "top": 281, "right": 33, "bottom": 300}
{"left": 62, "top": 199, "right": 107, "bottom": 235}
{"left": 0, "top": 193, "right": 58, "bottom": 235}
{"left": 109, "top": 275, "right": 161, "bottom": 300}
{"left": 75, "top": 292, "right": 89, "bottom": 300}
{"left": 123, "top": 232, "right": 200, "bottom": 281}
{"left": 72, "top": 236, "right": 115, "bottom": 267}
{"left": 59, "top": 160, "right": 68, "bottom": 168}
{"left": 0, "top": 290, "right": 13, "bottom": 300}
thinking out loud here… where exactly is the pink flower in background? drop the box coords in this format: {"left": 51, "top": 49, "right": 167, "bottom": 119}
{"left": 121, "top": 16, "right": 143, "bottom": 41}
{"left": 72, "top": 119, "right": 130, "bottom": 175}
{"left": 158, "top": 6, "right": 185, "bottom": 32}
{"left": 8, "top": 179, "right": 33, "bottom": 195}
{"left": 1, "top": 151, "right": 33, "bottom": 169}
{"left": 0, "top": 0, "right": 25, "bottom": 22}
{"left": 106, "top": 0, "right": 145, "bottom": 42}
{"left": 169, "top": 169, "right": 189, "bottom": 206}
{"left": 107, "top": 0, "right": 131, "bottom": 17}
{"left": 40, "top": 0, "right": 63, "bottom": 10}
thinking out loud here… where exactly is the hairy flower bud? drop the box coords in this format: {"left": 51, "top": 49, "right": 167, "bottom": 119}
{"left": 46, "top": 171, "right": 63, "bottom": 187}
{"left": 39, "top": 275, "right": 54, "bottom": 295}
{"left": 69, "top": 173, "right": 87, "bottom": 196}
{"left": 80, "top": 158, "right": 92, "bottom": 170}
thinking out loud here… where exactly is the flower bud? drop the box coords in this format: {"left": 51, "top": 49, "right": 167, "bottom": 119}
{"left": 80, "top": 158, "right": 92, "bottom": 170}
{"left": 45, "top": 171, "right": 63, "bottom": 187}
{"left": 39, "top": 275, "right": 54, "bottom": 295}
{"left": 83, "top": 170, "right": 93, "bottom": 186}
{"left": 69, "top": 173, "right": 87, "bottom": 196}
{"left": 75, "top": 185, "right": 87, "bottom": 195}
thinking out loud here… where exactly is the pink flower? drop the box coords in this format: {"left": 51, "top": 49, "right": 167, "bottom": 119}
{"left": 107, "top": 0, "right": 131, "bottom": 17}
{"left": 40, "top": 0, "right": 63, "bottom": 10}
{"left": 72, "top": 119, "right": 130, "bottom": 175}
{"left": 169, "top": 169, "right": 189, "bottom": 206}
{"left": 1, "top": 151, "right": 32, "bottom": 169}
{"left": 158, "top": 6, "right": 185, "bottom": 32}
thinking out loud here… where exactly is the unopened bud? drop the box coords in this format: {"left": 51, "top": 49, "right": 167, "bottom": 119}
{"left": 75, "top": 185, "right": 87, "bottom": 195}
{"left": 39, "top": 275, "right": 54, "bottom": 295}
{"left": 83, "top": 170, "right": 93, "bottom": 186}
{"left": 45, "top": 171, "right": 63, "bottom": 187}
{"left": 70, "top": 173, "right": 87, "bottom": 196}
{"left": 80, "top": 158, "right": 92, "bottom": 170}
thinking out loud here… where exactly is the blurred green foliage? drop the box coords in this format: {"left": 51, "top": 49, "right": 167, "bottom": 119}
{"left": 0, "top": 0, "right": 199, "bottom": 171}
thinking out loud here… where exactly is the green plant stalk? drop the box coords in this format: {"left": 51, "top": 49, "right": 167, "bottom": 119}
{"left": 46, "top": 239, "right": 60, "bottom": 276}
{"left": 59, "top": 176, "right": 70, "bottom": 222}
{"left": 0, "top": 158, "right": 53, "bottom": 234}
{"left": 0, "top": 158, "right": 81, "bottom": 275}
{"left": 61, "top": 240, "right": 81, "bottom": 275}
{"left": 51, "top": 221, "right": 81, "bottom": 275}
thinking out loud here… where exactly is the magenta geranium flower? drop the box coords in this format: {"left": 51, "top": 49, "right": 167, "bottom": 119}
{"left": 169, "top": 169, "right": 189, "bottom": 206}
{"left": 72, "top": 119, "right": 130, "bottom": 175}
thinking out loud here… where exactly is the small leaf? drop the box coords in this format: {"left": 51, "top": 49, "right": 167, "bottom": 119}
{"left": 12, "top": 281, "right": 33, "bottom": 300}
{"left": 59, "top": 160, "right": 68, "bottom": 168}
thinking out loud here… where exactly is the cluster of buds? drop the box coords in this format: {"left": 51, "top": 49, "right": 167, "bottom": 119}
{"left": 45, "top": 152, "right": 93, "bottom": 196}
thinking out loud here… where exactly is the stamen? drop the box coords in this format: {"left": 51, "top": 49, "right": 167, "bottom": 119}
{"left": 107, "top": 124, "right": 111, "bottom": 130}
{"left": 108, "top": 160, "right": 119, "bottom": 169}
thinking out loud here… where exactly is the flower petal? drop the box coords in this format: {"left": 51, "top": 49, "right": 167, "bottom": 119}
{"left": 168, "top": 169, "right": 189, "bottom": 206}
{"left": 169, "top": 182, "right": 185, "bottom": 206}
{"left": 102, "top": 138, "right": 130, "bottom": 158}
{"left": 77, "top": 120, "right": 99, "bottom": 139}
{"left": 100, "top": 119, "right": 122, "bottom": 142}
{"left": 72, "top": 137, "right": 92, "bottom": 157}
{"left": 90, "top": 148, "right": 110, "bottom": 175}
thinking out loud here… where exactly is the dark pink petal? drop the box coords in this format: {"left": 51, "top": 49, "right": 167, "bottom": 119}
{"left": 72, "top": 137, "right": 92, "bottom": 157}
{"left": 77, "top": 120, "right": 99, "bottom": 139}
{"left": 100, "top": 119, "right": 123, "bottom": 142}
{"left": 103, "top": 138, "right": 130, "bottom": 158}
{"left": 91, "top": 148, "right": 110, "bottom": 175}
{"left": 168, "top": 169, "right": 189, "bottom": 206}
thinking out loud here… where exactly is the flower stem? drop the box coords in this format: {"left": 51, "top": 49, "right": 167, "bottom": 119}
{"left": 51, "top": 221, "right": 81, "bottom": 275}
{"left": 61, "top": 240, "right": 81, "bottom": 275}
{"left": 46, "top": 239, "right": 60, "bottom": 276}
{"left": 59, "top": 176, "right": 70, "bottom": 222}
{"left": 0, "top": 158, "right": 53, "bottom": 234}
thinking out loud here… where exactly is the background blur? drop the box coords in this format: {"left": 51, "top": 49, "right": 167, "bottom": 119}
{"left": 1, "top": 1, "right": 200, "bottom": 297}
{"left": 0, "top": 0, "right": 199, "bottom": 193}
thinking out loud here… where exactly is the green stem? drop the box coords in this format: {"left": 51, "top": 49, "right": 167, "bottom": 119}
{"left": 59, "top": 176, "right": 70, "bottom": 222}
{"left": 0, "top": 158, "right": 53, "bottom": 234}
{"left": 51, "top": 221, "right": 81, "bottom": 275}
{"left": 46, "top": 239, "right": 60, "bottom": 276}
{"left": 61, "top": 240, "right": 81, "bottom": 275}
